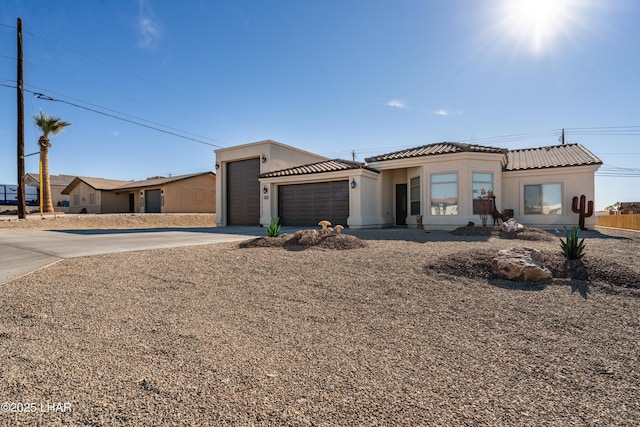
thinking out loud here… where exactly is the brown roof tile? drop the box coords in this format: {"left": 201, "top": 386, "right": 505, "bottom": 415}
{"left": 260, "top": 159, "right": 379, "bottom": 178}
{"left": 505, "top": 144, "right": 602, "bottom": 171}
{"left": 365, "top": 142, "right": 507, "bottom": 162}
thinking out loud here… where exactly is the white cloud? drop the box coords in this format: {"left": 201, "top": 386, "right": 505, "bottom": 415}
{"left": 137, "top": 0, "right": 163, "bottom": 49}
{"left": 433, "top": 109, "right": 464, "bottom": 117}
{"left": 386, "top": 100, "right": 407, "bottom": 109}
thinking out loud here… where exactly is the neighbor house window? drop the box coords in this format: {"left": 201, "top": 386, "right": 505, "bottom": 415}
{"left": 73, "top": 194, "right": 79, "bottom": 206}
{"left": 410, "top": 177, "right": 420, "bottom": 215}
{"left": 89, "top": 192, "right": 95, "bottom": 205}
{"left": 524, "top": 183, "right": 562, "bottom": 215}
{"left": 431, "top": 173, "right": 458, "bottom": 215}
{"left": 472, "top": 172, "right": 493, "bottom": 215}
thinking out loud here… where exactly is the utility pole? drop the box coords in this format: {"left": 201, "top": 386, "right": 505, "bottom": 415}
{"left": 561, "top": 128, "right": 565, "bottom": 145}
{"left": 17, "top": 18, "right": 26, "bottom": 219}
{"left": 351, "top": 150, "right": 355, "bottom": 162}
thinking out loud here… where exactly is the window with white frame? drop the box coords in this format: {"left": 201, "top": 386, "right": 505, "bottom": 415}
{"left": 472, "top": 172, "right": 493, "bottom": 215}
{"left": 410, "top": 176, "right": 420, "bottom": 215}
{"left": 524, "top": 183, "right": 562, "bottom": 215}
{"left": 431, "top": 173, "right": 458, "bottom": 215}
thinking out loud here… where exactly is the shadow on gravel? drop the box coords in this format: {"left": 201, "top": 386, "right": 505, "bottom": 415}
{"left": 571, "top": 281, "right": 591, "bottom": 299}
{"left": 50, "top": 227, "right": 265, "bottom": 236}
{"left": 488, "top": 278, "right": 591, "bottom": 298}
{"left": 552, "top": 228, "right": 634, "bottom": 241}
{"left": 487, "top": 278, "right": 549, "bottom": 292}
{"left": 348, "top": 229, "right": 492, "bottom": 243}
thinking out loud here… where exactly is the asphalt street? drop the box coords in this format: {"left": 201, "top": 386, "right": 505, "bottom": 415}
{"left": 0, "top": 227, "right": 264, "bottom": 285}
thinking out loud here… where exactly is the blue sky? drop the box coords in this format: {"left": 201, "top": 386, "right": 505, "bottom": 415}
{"left": 1, "top": 0, "right": 639, "bottom": 210}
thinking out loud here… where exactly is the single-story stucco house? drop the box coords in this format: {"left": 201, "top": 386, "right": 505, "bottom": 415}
{"left": 25, "top": 173, "right": 75, "bottom": 212}
{"left": 215, "top": 140, "right": 601, "bottom": 229}
{"left": 62, "top": 172, "right": 216, "bottom": 214}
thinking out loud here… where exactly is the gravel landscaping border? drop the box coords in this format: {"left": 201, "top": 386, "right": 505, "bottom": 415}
{"left": 1, "top": 221, "right": 638, "bottom": 425}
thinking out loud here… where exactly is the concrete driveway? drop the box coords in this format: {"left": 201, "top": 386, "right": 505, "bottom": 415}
{"left": 0, "top": 227, "right": 264, "bottom": 285}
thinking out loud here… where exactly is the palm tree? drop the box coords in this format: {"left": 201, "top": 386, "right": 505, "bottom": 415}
{"left": 33, "top": 110, "right": 71, "bottom": 213}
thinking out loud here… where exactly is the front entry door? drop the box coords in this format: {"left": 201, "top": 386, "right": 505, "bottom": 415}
{"left": 396, "top": 184, "right": 407, "bottom": 226}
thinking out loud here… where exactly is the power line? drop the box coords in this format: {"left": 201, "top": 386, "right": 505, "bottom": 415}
{"left": 26, "top": 84, "right": 223, "bottom": 144}
{"left": 0, "top": 82, "right": 224, "bottom": 148}
{"left": 596, "top": 164, "right": 640, "bottom": 178}
{"left": 34, "top": 93, "right": 225, "bottom": 148}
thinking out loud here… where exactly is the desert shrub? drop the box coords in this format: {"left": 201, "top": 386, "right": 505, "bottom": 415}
{"left": 560, "top": 226, "right": 586, "bottom": 260}
{"left": 266, "top": 217, "right": 281, "bottom": 237}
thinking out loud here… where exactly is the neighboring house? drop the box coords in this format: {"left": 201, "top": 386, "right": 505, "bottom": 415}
{"left": 62, "top": 172, "right": 216, "bottom": 214}
{"left": 62, "top": 177, "right": 132, "bottom": 214}
{"left": 25, "top": 173, "right": 75, "bottom": 212}
{"left": 619, "top": 202, "right": 640, "bottom": 214}
{"left": 215, "top": 140, "right": 602, "bottom": 229}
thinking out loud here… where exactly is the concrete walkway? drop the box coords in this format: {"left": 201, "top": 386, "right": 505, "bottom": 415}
{"left": 0, "top": 227, "right": 264, "bottom": 285}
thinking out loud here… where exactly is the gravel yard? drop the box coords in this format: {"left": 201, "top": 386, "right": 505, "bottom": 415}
{"left": 0, "top": 213, "right": 216, "bottom": 231}
{"left": 1, "top": 222, "right": 639, "bottom": 425}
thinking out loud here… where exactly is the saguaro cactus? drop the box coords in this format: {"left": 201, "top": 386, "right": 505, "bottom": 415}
{"left": 572, "top": 194, "right": 594, "bottom": 230}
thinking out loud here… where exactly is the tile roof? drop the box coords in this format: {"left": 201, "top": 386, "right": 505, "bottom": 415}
{"left": 505, "top": 143, "right": 602, "bottom": 171}
{"left": 365, "top": 142, "right": 507, "bottom": 162}
{"left": 260, "top": 159, "right": 379, "bottom": 178}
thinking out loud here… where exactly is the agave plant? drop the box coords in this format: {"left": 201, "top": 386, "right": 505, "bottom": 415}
{"left": 560, "top": 226, "right": 586, "bottom": 260}
{"left": 266, "top": 217, "right": 281, "bottom": 237}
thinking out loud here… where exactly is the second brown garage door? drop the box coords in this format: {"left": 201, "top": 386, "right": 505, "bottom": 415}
{"left": 278, "top": 181, "right": 349, "bottom": 226}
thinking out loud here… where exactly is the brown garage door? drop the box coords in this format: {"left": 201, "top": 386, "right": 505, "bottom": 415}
{"left": 227, "top": 158, "right": 260, "bottom": 226}
{"left": 145, "top": 189, "right": 162, "bottom": 213}
{"left": 278, "top": 181, "right": 349, "bottom": 226}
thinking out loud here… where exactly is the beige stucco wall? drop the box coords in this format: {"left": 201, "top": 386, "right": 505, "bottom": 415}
{"left": 67, "top": 183, "right": 126, "bottom": 214}
{"left": 215, "top": 140, "right": 327, "bottom": 226}
{"left": 100, "top": 191, "right": 129, "bottom": 214}
{"left": 347, "top": 170, "right": 381, "bottom": 228}
{"left": 502, "top": 165, "right": 600, "bottom": 228}
{"left": 372, "top": 152, "right": 505, "bottom": 229}
{"left": 162, "top": 174, "right": 216, "bottom": 213}
{"left": 67, "top": 181, "right": 101, "bottom": 214}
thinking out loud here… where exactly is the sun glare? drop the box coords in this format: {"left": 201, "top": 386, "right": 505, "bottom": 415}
{"left": 500, "top": 0, "right": 575, "bottom": 55}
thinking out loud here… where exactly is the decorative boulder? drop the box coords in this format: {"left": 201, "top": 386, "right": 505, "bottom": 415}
{"left": 491, "top": 247, "right": 552, "bottom": 281}
{"left": 500, "top": 217, "right": 524, "bottom": 233}
{"left": 293, "top": 229, "right": 331, "bottom": 246}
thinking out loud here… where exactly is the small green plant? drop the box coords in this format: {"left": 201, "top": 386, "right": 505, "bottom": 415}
{"left": 560, "top": 226, "right": 586, "bottom": 260}
{"left": 266, "top": 217, "right": 281, "bottom": 237}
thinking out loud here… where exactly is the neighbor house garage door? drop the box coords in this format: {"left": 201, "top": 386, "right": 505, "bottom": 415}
{"left": 278, "top": 181, "right": 349, "bottom": 226}
{"left": 145, "top": 189, "right": 162, "bottom": 213}
{"left": 227, "top": 158, "right": 260, "bottom": 226}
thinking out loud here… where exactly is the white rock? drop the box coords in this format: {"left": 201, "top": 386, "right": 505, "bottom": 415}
{"left": 500, "top": 217, "right": 524, "bottom": 233}
{"left": 491, "top": 247, "right": 552, "bottom": 281}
